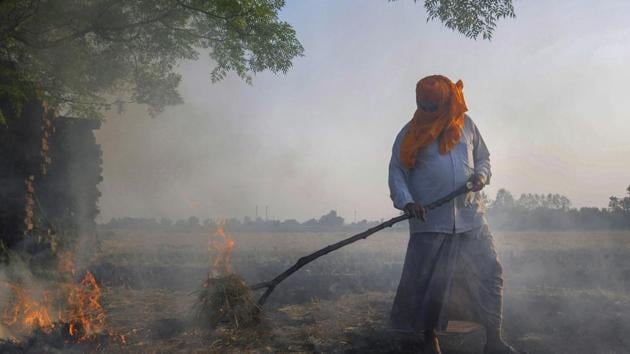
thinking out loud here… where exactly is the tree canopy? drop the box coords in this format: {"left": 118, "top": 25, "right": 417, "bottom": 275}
{"left": 0, "top": 0, "right": 304, "bottom": 122}
{"left": 422, "top": 0, "right": 515, "bottom": 40}
{"left": 0, "top": 0, "right": 515, "bottom": 124}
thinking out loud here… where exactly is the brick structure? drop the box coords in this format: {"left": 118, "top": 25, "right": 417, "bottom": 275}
{"left": 0, "top": 99, "right": 102, "bottom": 254}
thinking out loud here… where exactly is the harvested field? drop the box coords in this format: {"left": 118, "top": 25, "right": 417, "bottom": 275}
{"left": 4, "top": 229, "right": 630, "bottom": 353}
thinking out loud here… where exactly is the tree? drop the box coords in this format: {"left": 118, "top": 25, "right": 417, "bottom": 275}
{"left": 493, "top": 188, "right": 514, "bottom": 210}
{"left": 281, "top": 219, "right": 300, "bottom": 229}
{"left": 620, "top": 184, "right": 630, "bottom": 212}
{"left": 159, "top": 217, "right": 173, "bottom": 229}
{"left": 319, "top": 210, "right": 344, "bottom": 227}
{"left": 0, "top": 0, "right": 305, "bottom": 122}
{"left": 302, "top": 218, "right": 318, "bottom": 228}
{"left": 609, "top": 196, "right": 622, "bottom": 212}
{"left": 400, "top": 0, "right": 515, "bottom": 40}
{"left": 1, "top": 0, "right": 516, "bottom": 124}
{"left": 608, "top": 185, "right": 630, "bottom": 213}
{"left": 557, "top": 194, "right": 572, "bottom": 211}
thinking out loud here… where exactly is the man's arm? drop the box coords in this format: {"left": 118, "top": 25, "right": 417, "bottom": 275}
{"left": 388, "top": 126, "right": 414, "bottom": 210}
{"left": 472, "top": 119, "right": 492, "bottom": 186}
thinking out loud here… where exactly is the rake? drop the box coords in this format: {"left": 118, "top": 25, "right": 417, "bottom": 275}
{"left": 249, "top": 182, "right": 473, "bottom": 306}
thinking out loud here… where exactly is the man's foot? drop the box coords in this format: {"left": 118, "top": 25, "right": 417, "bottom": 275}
{"left": 484, "top": 340, "right": 526, "bottom": 354}
{"left": 423, "top": 330, "right": 442, "bottom": 354}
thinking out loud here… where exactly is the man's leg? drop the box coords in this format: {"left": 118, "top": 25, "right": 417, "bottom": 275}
{"left": 423, "top": 327, "right": 441, "bottom": 354}
{"left": 391, "top": 233, "right": 453, "bottom": 330}
{"left": 391, "top": 233, "right": 458, "bottom": 354}
{"left": 459, "top": 225, "right": 524, "bottom": 354}
{"left": 423, "top": 291, "right": 446, "bottom": 354}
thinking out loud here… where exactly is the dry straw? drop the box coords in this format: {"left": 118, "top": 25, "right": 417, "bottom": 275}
{"left": 193, "top": 274, "right": 261, "bottom": 329}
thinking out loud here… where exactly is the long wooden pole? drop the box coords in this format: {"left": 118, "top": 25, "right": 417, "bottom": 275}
{"left": 250, "top": 182, "right": 473, "bottom": 306}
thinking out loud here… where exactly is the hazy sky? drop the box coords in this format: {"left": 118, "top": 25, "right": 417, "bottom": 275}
{"left": 96, "top": 0, "right": 630, "bottom": 222}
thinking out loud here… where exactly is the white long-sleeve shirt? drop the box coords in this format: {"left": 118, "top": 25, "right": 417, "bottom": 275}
{"left": 389, "top": 115, "right": 491, "bottom": 234}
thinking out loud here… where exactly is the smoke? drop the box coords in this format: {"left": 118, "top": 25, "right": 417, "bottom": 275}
{"left": 93, "top": 0, "right": 630, "bottom": 224}
{"left": 94, "top": 57, "right": 377, "bottom": 222}
{"left": 0, "top": 254, "right": 50, "bottom": 340}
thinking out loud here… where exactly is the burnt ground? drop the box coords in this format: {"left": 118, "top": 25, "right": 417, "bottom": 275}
{"left": 3, "top": 229, "right": 630, "bottom": 353}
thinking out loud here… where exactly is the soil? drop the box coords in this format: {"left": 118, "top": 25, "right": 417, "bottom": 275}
{"left": 3, "top": 229, "right": 630, "bottom": 353}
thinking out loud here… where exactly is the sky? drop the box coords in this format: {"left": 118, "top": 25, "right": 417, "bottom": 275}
{"left": 96, "top": 0, "right": 630, "bottom": 223}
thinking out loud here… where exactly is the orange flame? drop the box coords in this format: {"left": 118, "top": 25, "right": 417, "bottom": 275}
{"left": 65, "top": 271, "right": 105, "bottom": 341}
{"left": 2, "top": 284, "right": 54, "bottom": 333}
{"left": 208, "top": 219, "right": 235, "bottom": 276}
{"left": 2, "top": 265, "right": 125, "bottom": 344}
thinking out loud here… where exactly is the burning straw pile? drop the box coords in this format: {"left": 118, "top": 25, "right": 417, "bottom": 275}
{"left": 191, "top": 209, "right": 432, "bottom": 331}
{"left": 194, "top": 273, "right": 261, "bottom": 328}
{"left": 1, "top": 250, "right": 125, "bottom": 350}
{"left": 193, "top": 221, "right": 261, "bottom": 329}
{"left": 191, "top": 211, "right": 424, "bottom": 330}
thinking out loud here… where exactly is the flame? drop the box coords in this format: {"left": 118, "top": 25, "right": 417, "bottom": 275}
{"left": 208, "top": 219, "right": 235, "bottom": 276}
{"left": 2, "top": 284, "right": 54, "bottom": 333}
{"left": 65, "top": 271, "right": 105, "bottom": 341}
{"left": 1, "top": 265, "right": 125, "bottom": 344}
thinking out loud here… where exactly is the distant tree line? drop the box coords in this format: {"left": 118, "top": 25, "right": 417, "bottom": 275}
{"left": 485, "top": 185, "right": 630, "bottom": 230}
{"left": 99, "top": 210, "right": 391, "bottom": 233}
{"left": 100, "top": 186, "right": 630, "bottom": 232}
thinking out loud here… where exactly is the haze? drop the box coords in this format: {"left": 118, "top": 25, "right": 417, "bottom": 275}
{"left": 96, "top": 0, "right": 630, "bottom": 222}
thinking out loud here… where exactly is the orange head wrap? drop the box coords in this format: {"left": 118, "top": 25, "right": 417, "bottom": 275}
{"left": 399, "top": 75, "right": 468, "bottom": 169}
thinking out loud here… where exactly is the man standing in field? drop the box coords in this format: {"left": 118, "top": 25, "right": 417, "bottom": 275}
{"left": 388, "top": 75, "right": 522, "bottom": 354}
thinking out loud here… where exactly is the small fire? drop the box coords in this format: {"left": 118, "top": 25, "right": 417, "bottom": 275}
{"left": 208, "top": 220, "right": 236, "bottom": 276}
{"left": 2, "top": 253, "right": 125, "bottom": 344}
{"left": 64, "top": 271, "right": 105, "bottom": 341}
{"left": 2, "top": 284, "right": 54, "bottom": 333}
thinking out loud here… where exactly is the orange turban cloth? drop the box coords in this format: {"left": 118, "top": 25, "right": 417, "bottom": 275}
{"left": 399, "top": 75, "right": 468, "bottom": 169}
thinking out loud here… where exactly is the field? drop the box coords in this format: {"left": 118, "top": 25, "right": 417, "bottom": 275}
{"left": 6, "top": 228, "right": 630, "bottom": 353}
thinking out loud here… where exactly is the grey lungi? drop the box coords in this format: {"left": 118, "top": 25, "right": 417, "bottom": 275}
{"left": 390, "top": 224, "right": 503, "bottom": 332}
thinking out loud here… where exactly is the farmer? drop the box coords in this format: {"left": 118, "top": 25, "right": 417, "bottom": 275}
{"left": 388, "top": 75, "right": 522, "bottom": 354}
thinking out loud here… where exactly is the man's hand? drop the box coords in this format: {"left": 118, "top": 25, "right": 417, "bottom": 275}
{"left": 404, "top": 202, "right": 426, "bottom": 221}
{"left": 469, "top": 173, "right": 487, "bottom": 192}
